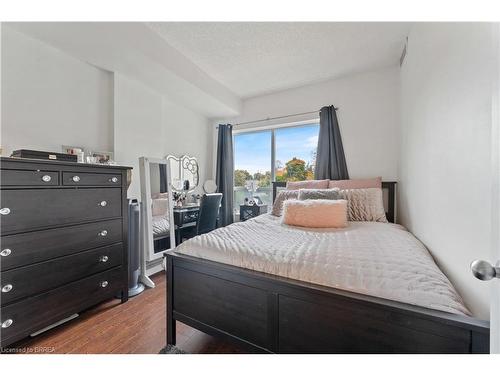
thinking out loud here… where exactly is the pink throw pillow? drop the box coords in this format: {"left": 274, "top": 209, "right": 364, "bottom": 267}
{"left": 328, "top": 177, "right": 382, "bottom": 190}
{"left": 282, "top": 199, "right": 348, "bottom": 228}
{"left": 286, "top": 179, "right": 329, "bottom": 190}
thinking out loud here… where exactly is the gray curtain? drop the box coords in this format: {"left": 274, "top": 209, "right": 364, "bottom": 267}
{"left": 314, "top": 105, "right": 349, "bottom": 180}
{"left": 159, "top": 164, "right": 167, "bottom": 193}
{"left": 216, "top": 124, "right": 234, "bottom": 226}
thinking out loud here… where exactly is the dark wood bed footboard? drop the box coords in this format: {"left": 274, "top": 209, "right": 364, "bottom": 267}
{"left": 166, "top": 252, "right": 490, "bottom": 354}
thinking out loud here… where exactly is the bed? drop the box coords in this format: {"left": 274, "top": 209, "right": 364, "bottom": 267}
{"left": 152, "top": 215, "right": 170, "bottom": 237}
{"left": 165, "top": 182, "right": 490, "bottom": 353}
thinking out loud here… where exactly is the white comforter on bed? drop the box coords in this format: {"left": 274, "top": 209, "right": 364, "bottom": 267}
{"left": 174, "top": 214, "right": 470, "bottom": 316}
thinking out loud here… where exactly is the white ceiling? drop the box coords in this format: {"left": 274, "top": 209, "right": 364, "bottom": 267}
{"left": 148, "top": 22, "right": 411, "bottom": 99}
{"left": 7, "top": 22, "right": 242, "bottom": 118}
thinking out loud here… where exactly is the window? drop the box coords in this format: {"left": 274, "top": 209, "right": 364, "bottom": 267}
{"left": 234, "top": 130, "right": 272, "bottom": 211}
{"left": 233, "top": 122, "right": 320, "bottom": 214}
{"left": 275, "top": 124, "right": 318, "bottom": 182}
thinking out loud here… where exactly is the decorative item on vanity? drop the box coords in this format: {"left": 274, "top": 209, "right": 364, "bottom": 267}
{"left": 191, "top": 194, "right": 202, "bottom": 205}
{"left": 203, "top": 179, "right": 217, "bottom": 194}
{"left": 173, "top": 192, "right": 186, "bottom": 207}
{"left": 0, "top": 157, "right": 131, "bottom": 347}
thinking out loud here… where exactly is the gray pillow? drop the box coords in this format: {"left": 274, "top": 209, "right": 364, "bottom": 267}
{"left": 271, "top": 190, "right": 299, "bottom": 216}
{"left": 298, "top": 188, "right": 340, "bottom": 201}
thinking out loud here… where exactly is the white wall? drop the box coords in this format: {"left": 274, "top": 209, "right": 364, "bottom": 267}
{"left": 216, "top": 66, "right": 400, "bottom": 181}
{"left": 399, "top": 23, "right": 495, "bottom": 319}
{"left": 114, "top": 74, "right": 211, "bottom": 200}
{"left": 1, "top": 26, "right": 212, "bottom": 203}
{"left": 113, "top": 74, "right": 165, "bottom": 199}
{"left": 163, "top": 99, "right": 212, "bottom": 193}
{"left": 1, "top": 26, "right": 113, "bottom": 155}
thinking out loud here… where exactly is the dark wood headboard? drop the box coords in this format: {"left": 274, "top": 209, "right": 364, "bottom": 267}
{"left": 271, "top": 181, "right": 397, "bottom": 223}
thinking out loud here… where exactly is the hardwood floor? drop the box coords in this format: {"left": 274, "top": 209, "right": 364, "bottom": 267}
{"left": 12, "top": 272, "right": 245, "bottom": 354}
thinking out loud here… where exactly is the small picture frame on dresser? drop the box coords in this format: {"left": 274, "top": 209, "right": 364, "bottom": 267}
{"left": 62, "top": 145, "right": 85, "bottom": 163}
{"left": 87, "top": 151, "right": 115, "bottom": 165}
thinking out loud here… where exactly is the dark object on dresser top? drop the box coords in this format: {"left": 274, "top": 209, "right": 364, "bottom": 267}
{"left": 0, "top": 157, "right": 131, "bottom": 347}
{"left": 11, "top": 149, "right": 78, "bottom": 162}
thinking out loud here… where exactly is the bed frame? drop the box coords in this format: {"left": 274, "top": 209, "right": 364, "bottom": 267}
{"left": 165, "top": 181, "right": 490, "bottom": 353}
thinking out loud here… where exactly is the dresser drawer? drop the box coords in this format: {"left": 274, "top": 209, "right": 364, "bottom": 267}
{"left": 0, "top": 267, "right": 123, "bottom": 346}
{"left": 1, "top": 219, "right": 122, "bottom": 271}
{"left": 1, "top": 169, "right": 59, "bottom": 186}
{"left": 0, "top": 188, "right": 122, "bottom": 233}
{"left": 62, "top": 172, "right": 122, "bottom": 186}
{"left": 1, "top": 243, "right": 123, "bottom": 305}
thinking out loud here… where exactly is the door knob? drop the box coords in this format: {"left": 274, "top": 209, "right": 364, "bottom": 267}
{"left": 471, "top": 260, "right": 500, "bottom": 281}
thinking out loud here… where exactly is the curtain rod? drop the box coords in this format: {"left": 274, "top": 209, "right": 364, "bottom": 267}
{"left": 234, "top": 110, "right": 319, "bottom": 127}
{"left": 217, "top": 107, "right": 338, "bottom": 128}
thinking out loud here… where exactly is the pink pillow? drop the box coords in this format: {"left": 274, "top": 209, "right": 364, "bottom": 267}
{"left": 286, "top": 179, "right": 329, "bottom": 190}
{"left": 328, "top": 177, "right": 382, "bottom": 190}
{"left": 282, "top": 199, "right": 348, "bottom": 228}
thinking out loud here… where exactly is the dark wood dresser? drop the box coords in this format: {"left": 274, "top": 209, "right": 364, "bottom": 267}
{"left": 0, "top": 157, "right": 131, "bottom": 347}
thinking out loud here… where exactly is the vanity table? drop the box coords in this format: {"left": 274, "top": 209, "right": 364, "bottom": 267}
{"left": 173, "top": 205, "right": 200, "bottom": 244}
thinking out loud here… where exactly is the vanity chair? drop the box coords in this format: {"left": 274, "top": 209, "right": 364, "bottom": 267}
{"left": 196, "top": 193, "right": 223, "bottom": 235}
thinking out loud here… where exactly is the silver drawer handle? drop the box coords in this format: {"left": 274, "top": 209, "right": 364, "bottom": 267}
{"left": 109, "top": 177, "right": 118, "bottom": 183}
{"left": 42, "top": 175, "right": 52, "bottom": 182}
{"left": 98, "top": 230, "right": 108, "bottom": 237}
{"left": 0, "top": 249, "right": 12, "bottom": 257}
{"left": 99, "top": 255, "right": 109, "bottom": 263}
{"left": 0, "top": 208, "right": 11, "bottom": 215}
{"left": 99, "top": 200, "right": 107, "bottom": 207}
{"left": 100, "top": 281, "right": 109, "bottom": 288}
{"left": 72, "top": 175, "right": 81, "bottom": 182}
{"left": 2, "top": 284, "right": 13, "bottom": 293}
{"left": 1, "top": 319, "right": 13, "bottom": 329}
